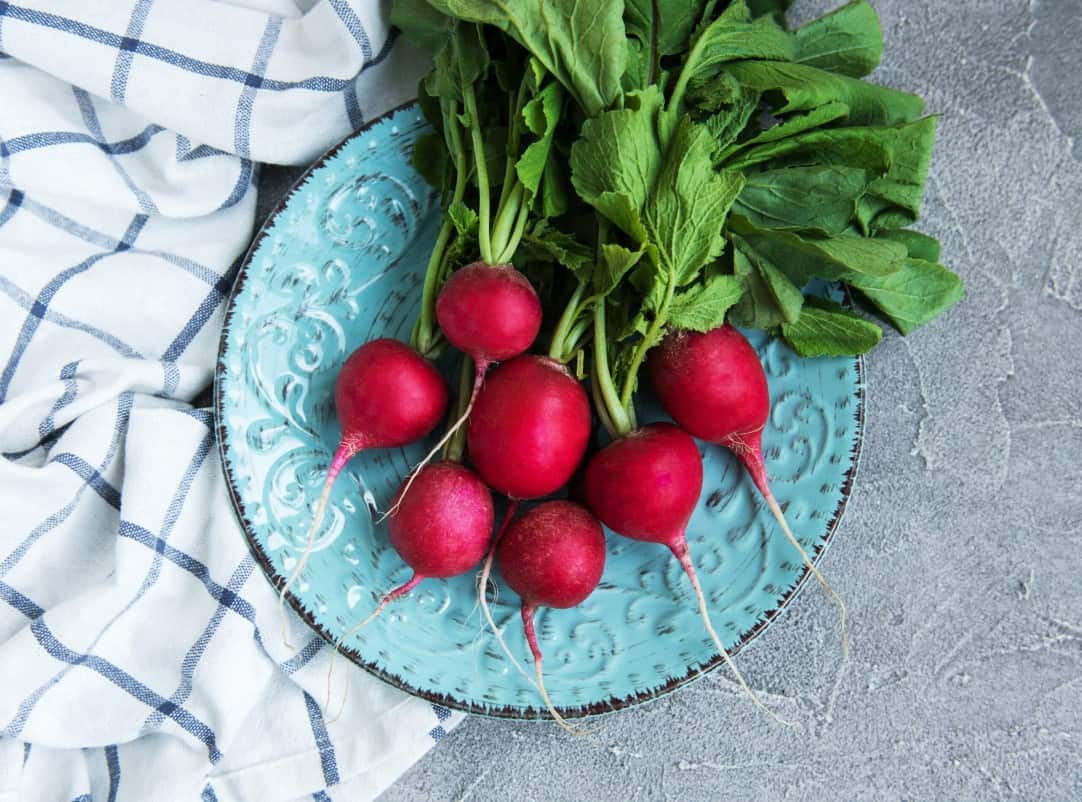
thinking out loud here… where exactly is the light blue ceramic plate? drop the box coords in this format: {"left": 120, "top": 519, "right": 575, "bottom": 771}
{"left": 215, "top": 102, "right": 865, "bottom": 719}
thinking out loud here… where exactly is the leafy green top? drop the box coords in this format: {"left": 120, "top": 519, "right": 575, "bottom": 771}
{"left": 395, "top": 0, "right": 963, "bottom": 435}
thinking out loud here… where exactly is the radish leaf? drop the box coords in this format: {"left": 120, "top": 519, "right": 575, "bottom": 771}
{"left": 625, "top": 0, "right": 707, "bottom": 59}
{"left": 876, "top": 229, "right": 941, "bottom": 263}
{"left": 849, "top": 258, "right": 964, "bottom": 334}
{"left": 724, "top": 60, "right": 924, "bottom": 125}
{"left": 643, "top": 118, "right": 744, "bottom": 284}
{"left": 426, "top": 0, "right": 626, "bottom": 116}
{"left": 791, "top": 0, "right": 882, "bottom": 78}
{"left": 668, "top": 275, "right": 745, "bottom": 332}
{"left": 733, "top": 165, "right": 871, "bottom": 235}
{"left": 570, "top": 88, "right": 665, "bottom": 241}
{"left": 746, "top": 0, "right": 793, "bottom": 25}
{"left": 516, "top": 82, "right": 564, "bottom": 201}
{"left": 781, "top": 297, "right": 882, "bottom": 356}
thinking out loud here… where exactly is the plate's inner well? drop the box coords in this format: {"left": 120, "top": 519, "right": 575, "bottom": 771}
{"left": 217, "top": 105, "right": 862, "bottom": 718}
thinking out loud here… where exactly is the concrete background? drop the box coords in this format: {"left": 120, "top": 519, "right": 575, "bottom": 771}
{"left": 259, "top": 1, "right": 1082, "bottom": 799}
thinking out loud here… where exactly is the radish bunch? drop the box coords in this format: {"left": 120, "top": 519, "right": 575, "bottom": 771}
{"left": 279, "top": 0, "right": 965, "bottom": 728}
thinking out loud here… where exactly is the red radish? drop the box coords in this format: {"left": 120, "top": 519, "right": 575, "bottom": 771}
{"left": 279, "top": 338, "right": 448, "bottom": 647}
{"left": 470, "top": 355, "right": 592, "bottom": 686}
{"left": 467, "top": 354, "right": 591, "bottom": 499}
{"left": 584, "top": 423, "right": 792, "bottom": 725}
{"left": 497, "top": 501, "right": 606, "bottom": 730}
{"left": 648, "top": 325, "right": 848, "bottom": 654}
{"left": 436, "top": 262, "right": 543, "bottom": 372}
{"left": 325, "top": 462, "right": 493, "bottom": 715}
{"left": 386, "top": 262, "right": 542, "bottom": 512}
{"left": 385, "top": 462, "right": 494, "bottom": 589}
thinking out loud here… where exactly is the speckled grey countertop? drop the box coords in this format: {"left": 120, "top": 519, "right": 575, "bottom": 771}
{"left": 259, "top": 2, "right": 1082, "bottom": 799}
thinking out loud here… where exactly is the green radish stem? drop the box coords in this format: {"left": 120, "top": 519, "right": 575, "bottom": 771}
{"left": 619, "top": 267, "right": 675, "bottom": 414}
{"left": 324, "top": 573, "right": 425, "bottom": 721}
{"left": 461, "top": 81, "right": 493, "bottom": 264}
{"left": 488, "top": 73, "right": 529, "bottom": 261}
{"left": 413, "top": 218, "right": 454, "bottom": 356}
{"left": 592, "top": 297, "right": 633, "bottom": 436}
{"left": 413, "top": 99, "right": 468, "bottom": 355}
{"left": 548, "top": 282, "right": 588, "bottom": 362}
{"left": 498, "top": 73, "right": 531, "bottom": 196}
{"left": 669, "top": 538, "right": 798, "bottom": 729}
{"left": 279, "top": 443, "right": 356, "bottom": 649}
{"left": 495, "top": 196, "right": 530, "bottom": 264}
{"left": 562, "top": 317, "right": 591, "bottom": 360}
{"left": 666, "top": 18, "right": 712, "bottom": 122}
{"left": 490, "top": 182, "right": 524, "bottom": 263}
{"left": 444, "top": 357, "right": 473, "bottom": 463}
{"left": 490, "top": 67, "right": 542, "bottom": 264}
{"left": 590, "top": 370, "right": 618, "bottom": 439}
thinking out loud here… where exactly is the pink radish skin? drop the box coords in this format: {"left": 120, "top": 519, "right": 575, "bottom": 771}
{"left": 583, "top": 423, "right": 702, "bottom": 549}
{"left": 351, "top": 462, "right": 492, "bottom": 624}
{"left": 325, "top": 462, "right": 493, "bottom": 716}
{"left": 436, "top": 262, "right": 543, "bottom": 373}
{"left": 497, "top": 501, "right": 606, "bottom": 731}
{"left": 332, "top": 339, "right": 449, "bottom": 451}
{"left": 279, "top": 338, "right": 448, "bottom": 647}
{"left": 390, "top": 262, "right": 542, "bottom": 509}
{"left": 583, "top": 423, "right": 792, "bottom": 725}
{"left": 388, "top": 462, "right": 494, "bottom": 581}
{"left": 648, "top": 325, "right": 848, "bottom": 655}
{"left": 468, "top": 355, "right": 592, "bottom": 500}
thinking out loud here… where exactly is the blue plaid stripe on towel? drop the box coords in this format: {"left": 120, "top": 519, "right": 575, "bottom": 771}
{"left": 0, "top": 3, "right": 460, "bottom": 800}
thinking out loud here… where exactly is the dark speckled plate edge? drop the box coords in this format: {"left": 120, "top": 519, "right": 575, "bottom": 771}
{"left": 213, "top": 101, "right": 866, "bottom": 722}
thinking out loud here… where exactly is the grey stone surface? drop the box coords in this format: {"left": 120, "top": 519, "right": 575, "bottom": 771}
{"left": 259, "top": 2, "right": 1082, "bottom": 799}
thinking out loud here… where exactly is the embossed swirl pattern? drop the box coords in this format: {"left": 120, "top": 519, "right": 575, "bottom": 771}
{"left": 217, "top": 105, "right": 864, "bottom": 717}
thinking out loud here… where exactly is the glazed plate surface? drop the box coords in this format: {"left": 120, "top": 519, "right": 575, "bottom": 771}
{"left": 215, "top": 103, "right": 864, "bottom": 719}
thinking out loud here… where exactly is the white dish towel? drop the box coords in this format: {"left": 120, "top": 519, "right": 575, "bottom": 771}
{"left": 0, "top": 2, "right": 464, "bottom": 800}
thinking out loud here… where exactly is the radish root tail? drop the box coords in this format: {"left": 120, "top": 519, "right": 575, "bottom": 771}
{"left": 324, "top": 573, "right": 424, "bottom": 721}
{"left": 764, "top": 493, "right": 849, "bottom": 659}
{"left": 378, "top": 363, "right": 488, "bottom": 523}
{"left": 522, "top": 605, "right": 587, "bottom": 735}
{"left": 478, "top": 500, "right": 535, "bottom": 686}
{"left": 279, "top": 443, "right": 354, "bottom": 650}
{"left": 671, "top": 541, "right": 798, "bottom": 730}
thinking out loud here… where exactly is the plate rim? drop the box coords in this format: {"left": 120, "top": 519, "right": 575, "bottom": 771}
{"left": 214, "top": 100, "right": 867, "bottom": 721}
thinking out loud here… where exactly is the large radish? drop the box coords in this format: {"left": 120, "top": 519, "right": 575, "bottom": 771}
{"left": 584, "top": 423, "right": 793, "bottom": 725}
{"left": 279, "top": 338, "right": 448, "bottom": 646}
{"left": 496, "top": 500, "right": 606, "bottom": 731}
{"left": 467, "top": 354, "right": 591, "bottom": 500}
{"left": 648, "top": 325, "right": 848, "bottom": 654}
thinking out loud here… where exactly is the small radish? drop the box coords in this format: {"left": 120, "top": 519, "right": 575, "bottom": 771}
{"left": 384, "top": 462, "right": 495, "bottom": 598}
{"left": 388, "top": 262, "right": 542, "bottom": 510}
{"left": 496, "top": 500, "right": 606, "bottom": 730}
{"left": 648, "top": 325, "right": 848, "bottom": 655}
{"left": 437, "top": 262, "right": 543, "bottom": 374}
{"left": 467, "top": 354, "right": 591, "bottom": 500}
{"left": 279, "top": 338, "right": 448, "bottom": 646}
{"left": 469, "top": 354, "right": 592, "bottom": 683}
{"left": 584, "top": 423, "right": 793, "bottom": 725}
{"left": 325, "top": 461, "right": 493, "bottom": 715}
